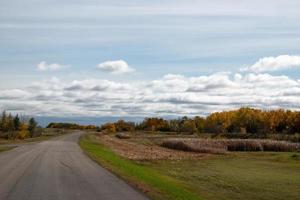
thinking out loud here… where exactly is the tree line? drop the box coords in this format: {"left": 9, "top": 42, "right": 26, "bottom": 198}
{"left": 47, "top": 122, "right": 97, "bottom": 130}
{"left": 0, "top": 111, "right": 38, "bottom": 139}
{"left": 101, "top": 108, "right": 300, "bottom": 137}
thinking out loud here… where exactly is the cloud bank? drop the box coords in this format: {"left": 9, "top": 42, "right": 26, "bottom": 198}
{"left": 37, "top": 61, "right": 67, "bottom": 71}
{"left": 242, "top": 55, "right": 300, "bottom": 73}
{"left": 1, "top": 72, "right": 299, "bottom": 117}
{"left": 97, "top": 60, "right": 134, "bottom": 74}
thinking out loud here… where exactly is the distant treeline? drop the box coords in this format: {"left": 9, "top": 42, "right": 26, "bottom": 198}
{"left": 43, "top": 108, "right": 300, "bottom": 141}
{"left": 47, "top": 122, "right": 98, "bottom": 130}
{"left": 0, "top": 111, "right": 38, "bottom": 139}
{"left": 100, "top": 108, "right": 300, "bottom": 137}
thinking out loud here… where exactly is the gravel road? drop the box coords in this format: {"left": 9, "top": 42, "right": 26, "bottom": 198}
{"left": 0, "top": 132, "right": 148, "bottom": 200}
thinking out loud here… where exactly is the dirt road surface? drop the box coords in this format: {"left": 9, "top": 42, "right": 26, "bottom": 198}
{"left": 0, "top": 132, "right": 148, "bottom": 200}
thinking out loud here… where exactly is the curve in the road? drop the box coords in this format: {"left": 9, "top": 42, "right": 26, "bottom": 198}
{"left": 0, "top": 132, "right": 148, "bottom": 200}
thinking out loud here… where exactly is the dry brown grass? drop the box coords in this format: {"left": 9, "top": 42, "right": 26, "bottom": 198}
{"left": 161, "top": 139, "right": 227, "bottom": 154}
{"left": 97, "top": 135, "right": 206, "bottom": 160}
{"left": 259, "top": 140, "right": 300, "bottom": 152}
{"left": 161, "top": 138, "right": 300, "bottom": 153}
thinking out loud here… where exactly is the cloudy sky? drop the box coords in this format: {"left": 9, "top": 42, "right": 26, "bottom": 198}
{"left": 0, "top": 0, "right": 300, "bottom": 117}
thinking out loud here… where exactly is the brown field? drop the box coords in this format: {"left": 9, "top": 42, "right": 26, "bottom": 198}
{"left": 96, "top": 134, "right": 206, "bottom": 160}
{"left": 97, "top": 132, "right": 300, "bottom": 159}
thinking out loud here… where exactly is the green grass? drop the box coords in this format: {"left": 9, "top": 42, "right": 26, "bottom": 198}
{"left": 80, "top": 134, "right": 300, "bottom": 200}
{"left": 0, "top": 146, "right": 15, "bottom": 153}
{"left": 146, "top": 152, "right": 300, "bottom": 200}
{"left": 79, "top": 134, "right": 203, "bottom": 200}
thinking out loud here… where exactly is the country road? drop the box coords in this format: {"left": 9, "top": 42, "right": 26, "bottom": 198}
{"left": 0, "top": 132, "right": 148, "bottom": 200}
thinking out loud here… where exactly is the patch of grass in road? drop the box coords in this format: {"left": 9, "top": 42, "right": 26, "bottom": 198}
{"left": 0, "top": 146, "right": 15, "bottom": 153}
{"left": 79, "top": 134, "right": 202, "bottom": 200}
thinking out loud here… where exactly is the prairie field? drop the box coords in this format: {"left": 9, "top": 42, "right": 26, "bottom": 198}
{"left": 80, "top": 132, "right": 300, "bottom": 200}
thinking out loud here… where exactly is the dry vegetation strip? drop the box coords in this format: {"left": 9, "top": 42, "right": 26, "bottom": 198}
{"left": 97, "top": 135, "right": 206, "bottom": 160}
{"left": 161, "top": 138, "right": 300, "bottom": 153}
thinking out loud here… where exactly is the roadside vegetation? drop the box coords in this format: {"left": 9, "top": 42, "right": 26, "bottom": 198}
{"left": 0, "top": 146, "right": 15, "bottom": 153}
{"left": 0, "top": 110, "right": 72, "bottom": 144}
{"left": 80, "top": 133, "right": 300, "bottom": 200}
{"left": 80, "top": 134, "right": 202, "bottom": 200}
{"left": 0, "top": 110, "right": 38, "bottom": 140}
{"left": 79, "top": 107, "right": 300, "bottom": 199}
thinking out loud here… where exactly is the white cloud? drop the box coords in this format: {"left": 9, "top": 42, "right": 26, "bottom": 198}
{"left": 37, "top": 61, "right": 68, "bottom": 71}
{"left": 97, "top": 60, "right": 134, "bottom": 74}
{"left": 242, "top": 55, "right": 300, "bottom": 73}
{"left": 0, "top": 89, "right": 30, "bottom": 99}
{"left": 0, "top": 72, "right": 300, "bottom": 116}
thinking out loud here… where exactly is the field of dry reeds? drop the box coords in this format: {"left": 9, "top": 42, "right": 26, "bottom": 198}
{"left": 161, "top": 138, "right": 300, "bottom": 153}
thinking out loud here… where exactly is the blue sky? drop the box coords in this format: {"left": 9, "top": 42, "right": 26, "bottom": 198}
{"left": 0, "top": 0, "right": 300, "bottom": 116}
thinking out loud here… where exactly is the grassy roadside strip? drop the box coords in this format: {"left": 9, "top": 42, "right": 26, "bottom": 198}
{"left": 0, "top": 135, "right": 57, "bottom": 145}
{"left": 0, "top": 146, "right": 15, "bottom": 153}
{"left": 0, "top": 129, "right": 72, "bottom": 145}
{"left": 79, "top": 134, "right": 203, "bottom": 200}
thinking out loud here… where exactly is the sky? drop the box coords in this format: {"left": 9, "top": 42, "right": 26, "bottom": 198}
{"left": 0, "top": 0, "right": 300, "bottom": 117}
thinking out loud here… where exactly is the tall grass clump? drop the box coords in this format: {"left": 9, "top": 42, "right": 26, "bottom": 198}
{"left": 161, "top": 139, "right": 227, "bottom": 154}
{"left": 161, "top": 138, "right": 300, "bottom": 153}
{"left": 260, "top": 140, "right": 300, "bottom": 152}
{"left": 224, "top": 140, "right": 263, "bottom": 151}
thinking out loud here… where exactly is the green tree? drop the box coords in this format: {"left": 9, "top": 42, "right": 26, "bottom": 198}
{"left": 7, "top": 113, "right": 14, "bottom": 131}
{"left": 194, "top": 116, "right": 205, "bottom": 133}
{"left": 115, "top": 120, "right": 135, "bottom": 132}
{"left": 13, "top": 114, "right": 20, "bottom": 131}
{"left": 181, "top": 119, "right": 197, "bottom": 134}
{"left": 28, "top": 118, "right": 37, "bottom": 137}
{"left": 169, "top": 119, "right": 180, "bottom": 133}
{"left": 0, "top": 111, "right": 7, "bottom": 132}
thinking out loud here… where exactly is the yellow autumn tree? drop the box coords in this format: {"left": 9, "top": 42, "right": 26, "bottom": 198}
{"left": 101, "top": 123, "right": 116, "bottom": 134}
{"left": 17, "top": 123, "right": 30, "bottom": 139}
